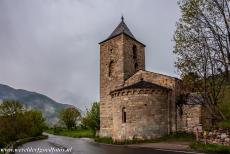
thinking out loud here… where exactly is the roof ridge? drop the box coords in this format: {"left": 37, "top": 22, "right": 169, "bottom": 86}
{"left": 99, "top": 17, "right": 145, "bottom": 46}
{"left": 108, "top": 18, "right": 135, "bottom": 40}
{"left": 111, "top": 80, "right": 170, "bottom": 93}
{"left": 142, "top": 70, "right": 180, "bottom": 80}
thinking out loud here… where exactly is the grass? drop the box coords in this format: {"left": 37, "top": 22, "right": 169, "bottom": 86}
{"left": 45, "top": 128, "right": 95, "bottom": 138}
{"left": 190, "top": 142, "right": 230, "bottom": 153}
{"left": 95, "top": 131, "right": 195, "bottom": 145}
{"left": 160, "top": 131, "right": 195, "bottom": 142}
{"left": 46, "top": 128, "right": 195, "bottom": 145}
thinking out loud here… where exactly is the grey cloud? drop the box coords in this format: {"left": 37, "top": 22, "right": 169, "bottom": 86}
{"left": 0, "top": 0, "right": 180, "bottom": 110}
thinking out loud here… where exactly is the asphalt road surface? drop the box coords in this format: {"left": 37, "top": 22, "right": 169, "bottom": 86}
{"left": 15, "top": 134, "right": 208, "bottom": 154}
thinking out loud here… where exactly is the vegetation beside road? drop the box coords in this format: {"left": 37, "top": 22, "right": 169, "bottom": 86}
{"left": 219, "top": 85, "right": 230, "bottom": 119}
{"left": 190, "top": 142, "right": 230, "bottom": 153}
{"left": 59, "top": 107, "right": 81, "bottom": 130}
{"left": 81, "top": 102, "right": 100, "bottom": 135}
{"left": 45, "top": 128, "right": 94, "bottom": 138}
{"left": 0, "top": 100, "right": 46, "bottom": 149}
{"left": 217, "top": 120, "right": 230, "bottom": 129}
{"left": 45, "top": 102, "right": 99, "bottom": 139}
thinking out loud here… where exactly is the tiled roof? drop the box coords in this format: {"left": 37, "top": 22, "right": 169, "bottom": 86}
{"left": 99, "top": 16, "right": 146, "bottom": 46}
{"left": 107, "top": 17, "right": 135, "bottom": 40}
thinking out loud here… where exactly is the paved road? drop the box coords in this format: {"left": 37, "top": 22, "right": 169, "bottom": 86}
{"left": 15, "top": 134, "right": 207, "bottom": 154}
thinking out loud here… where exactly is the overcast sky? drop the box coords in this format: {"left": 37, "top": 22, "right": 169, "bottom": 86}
{"left": 0, "top": 0, "right": 180, "bottom": 110}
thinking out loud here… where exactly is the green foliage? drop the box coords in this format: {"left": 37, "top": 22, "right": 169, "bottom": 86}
{"left": 59, "top": 107, "right": 81, "bottom": 130}
{"left": 219, "top": 85, "right": 230, "bottom": 119}
{"left": 0, "top": 99, "right": 46, "bottom": 148}
{"left": 53, "top": 126, "right": 63, "bottom": 134}
{"left": 163, "top": 131, "right": 195, "bottom": 141}
{"left": 46, "top": 128, "right": 94, "bottom": 138}
{"left": 174, "top": 0, "right": 230, "bottom": 119}
{"left": 181, "top": 72, "right": 200, "bottom": 92}
{"left": 0, "top": 99, "right": 24, "bottom": 116}
{"left": 217, "top": 120, "right": 230, "bottom": 129}
{"left": 19, "top": 110, "right": 46, "bottom": 137}
{"left": 190, "top": 142, "right": 230, "bottom": 153}
{"left": 81, "top": 102, "right": 100, "bottom": 135}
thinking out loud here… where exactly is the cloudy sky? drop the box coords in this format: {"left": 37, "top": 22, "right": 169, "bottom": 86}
{"left": 0, "top": 0, "right": 180, "bottom": 110}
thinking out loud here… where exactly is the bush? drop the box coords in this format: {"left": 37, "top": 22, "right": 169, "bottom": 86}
{"left": 59, "top": 107, "right": 81, "bottom": 130}
{"left": 54, "top": 127, "right": 63, "bottom": 134}
{"left": 46, "top": 128, "right": 94, "bottom": 138}
{"left": 217, "top": 120, "right": 230, "bottom": 129}
{"left": 81, "top": 102, "right": 100, "bottom": 135}
{"left": 220, "top": 85, "right": 230, "bottom": 119}
{"left": 0, "top": 100, "right": 46, "bottom": 146}
{"left": 0, "top": 140, "right": 7, "bottom": 149}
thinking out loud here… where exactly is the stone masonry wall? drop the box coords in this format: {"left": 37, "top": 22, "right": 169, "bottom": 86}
{"left": 99, "top": 34, "right": 146, "bottom": 137}
{"left": 111, "top": 88, "right": 170, "bottom": 141}
{"left": 177, "top": 104, "right": 202, "bottom": 132}
{"left": 124, "top": 70, "right": 182, "bottom": 132}
{"left": 100, "top": 35, "right": 124, "bottom": 137}
{"left": 201, "top": 104, "right": 216, "bottom": 129}
{"left": 123, "top": 35, "right": 145, "bottom": 80}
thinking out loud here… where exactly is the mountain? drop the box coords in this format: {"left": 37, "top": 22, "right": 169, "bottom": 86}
{"left": 0, "top": 84, "right": 75, "bottom": 125}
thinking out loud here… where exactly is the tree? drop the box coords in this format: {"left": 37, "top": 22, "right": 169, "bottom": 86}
{"left": 82, "top": 102, "right": 100, "bottom": 135}
{"left": 0, "top": 99, "right": 24, "bottom": 116}
{"left": 59, "top": 107, "right": 81, "bottom": 130}
{"left": 17, "top": 110, "right": 45, "bottom": 137}
{"left": 0, "top": 99, "right": 46, "bottom": 147}
{"left": 0, "top": 100, "right": 24, "bottom": 142}
{"left": 175, "top": 0, "right": 230, "bottom": 80}
{"left": 181, "top": 72, "right": 200, "bottom": 92}
{"left": 174, "top": 0, "right": 230, "bottom": 120}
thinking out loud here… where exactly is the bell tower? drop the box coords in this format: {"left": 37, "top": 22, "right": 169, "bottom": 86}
{"left": 99, "top": 17, "right": 145, "bottom": 137}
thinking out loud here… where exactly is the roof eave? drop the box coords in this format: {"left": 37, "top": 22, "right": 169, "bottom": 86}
{"left": 99, "top": 33, "right": 146, "bottom": 47}
{"left": 110, "top": 81, "right": 171, "bottom": 94}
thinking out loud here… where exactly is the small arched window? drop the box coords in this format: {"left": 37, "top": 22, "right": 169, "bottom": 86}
{"left": 133, "top": 45, "right": 137, "bottom": 59}
{"left": 135, "top": 62, "right": 138, "bottom": 70}
{"left": 108, "top": 60, "right": 115, "bottom": 77}
{"left": 122, "top": 107, "right": 126, "bottom": 123}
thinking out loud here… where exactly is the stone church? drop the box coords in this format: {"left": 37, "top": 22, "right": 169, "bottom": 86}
{"left": 99, "top": 17, "right": 213, "bottom": 141}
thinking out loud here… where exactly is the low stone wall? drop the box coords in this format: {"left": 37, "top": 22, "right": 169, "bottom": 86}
{"left": 203, "top": 128, "right": 230, "bottom": 146}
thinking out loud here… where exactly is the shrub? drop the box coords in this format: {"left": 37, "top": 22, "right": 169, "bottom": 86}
{"left": 217, "top": 120, "right": 230, "bottom": 129}
{"left": 81, "top": 102, "right": 100, "bottom": 135}
{"left": 0, "top": 100, "right": 46, "bottom": 146}
{"left": 59, "top": 107, "right": 81, "bottom": 130}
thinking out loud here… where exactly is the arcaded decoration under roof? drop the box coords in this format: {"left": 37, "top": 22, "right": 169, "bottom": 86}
{"left": 111, "top": 80, "right": 170, "bottom": 93}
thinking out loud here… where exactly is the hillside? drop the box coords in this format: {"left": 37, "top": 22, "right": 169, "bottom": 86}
{"left": 0, "top": 84, "right": 75, "bottom": 124}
